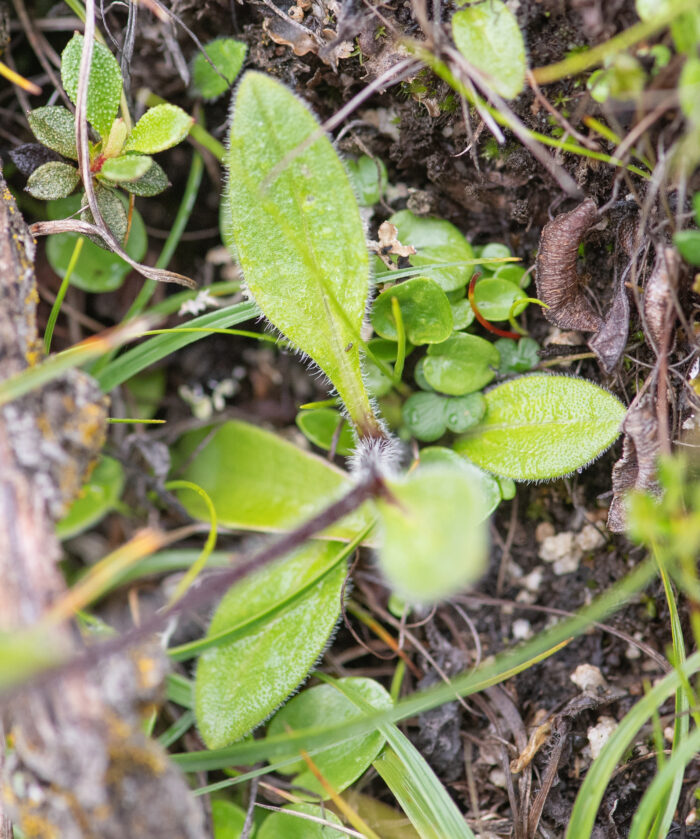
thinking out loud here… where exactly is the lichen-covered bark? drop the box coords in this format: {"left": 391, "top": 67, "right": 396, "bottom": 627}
{"left": 0, "top": 170, "right": 204, "bottom": 839}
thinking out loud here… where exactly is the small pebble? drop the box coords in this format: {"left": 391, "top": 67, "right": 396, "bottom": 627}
{"left": 512, "top": 619, "right": 532, "bottom": 641}
{"left": 570, "top": 663, "right": 607, "bottom": 693}
{"left": 576, "top": 523, "right": 606, "bottom": 552}
{"left": 587, "top": 716, "right": 617, "bottom": 759}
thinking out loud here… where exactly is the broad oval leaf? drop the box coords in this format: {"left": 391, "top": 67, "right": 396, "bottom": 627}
{"left": 371, "top": 277, "right": 453, "bottom": 344}
{"left": 125, "top": 104, "right": 194, "bottom": 154}
{"left": 225, "top": 72, "right": 377, "bottom": 436}
{"left": 257, "top": 803, "right": 343, "bottom": 839}
{"left": 61, "top": 33, "right": 123, "bottom": 138}
{"left": 47, "top": 194, "right": 147, "bottom": 292}
{"left": 195, "top": 541, "right": 348, "bottom": 748}
{"left": 674, "top": 229, "right": 700, "bottom": 266}
{"left": 472, "top": 277, "right": 527, "bottom": 321}
{"left": 100, "top": 154, "right": 152, "bottom": 183}
{"left": 376, "top": 465, "right": 489, "bottom": 603}
{"left": 192, "top": 38, "right": 248, "bottom": 100}
{"left": 424, "top": 332, "right": 500, "bottom": 395}
{"left": 419, "top": 446, "right": 501, "bottom": 519}
{"left": 452, "top": 0, "right": 526, "bottom": 100}
{"left": 173, "top": 420, "right": 374, "bottom": 541}
{"left": 26, "top": 161, "right": 80, "bottom": 200}
{"left": 454, "top": 374, "right": 626, "bottom": 480}
{"left": 28, "top": 106, "right": 77, "bottom": 159}
{"left": 389, "top": 210, "right": 475, "bottom": 292}
{"left": 56, "top": 456, "right": 124, "bottom": 540}
{"left": 296, "top": 408, "right": 356, "bottom": 456}
{"left": 212, "top": 800, "right": 247, "bottom": 839}
{"left": 266, "top": 678, "right": 392, "bottom": 799}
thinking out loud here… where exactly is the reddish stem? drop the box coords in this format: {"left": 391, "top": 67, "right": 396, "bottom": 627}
{"left": 468, "top": 273, "right": 522, "bottom": 340}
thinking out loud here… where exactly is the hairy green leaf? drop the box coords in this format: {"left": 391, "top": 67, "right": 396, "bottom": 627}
{"left": 61, "top": 33, "right": 123, "bottom": 138}
{"left": 173, "top": 420, "right": 374, "bottom": 541}
{"left": 371, "top": 277, "right": 453, "bottom": 344}
{"left": 389, "top": 210, "right": 475, "bottom": 292}
{"left": 125, "top": 104, "right": 194, "bottom": 154}
{"left": 452, "top": 0, "right": 526, "bottom": 100}
{"left": 100, "top": 154, "right": 152, "bottom": 183}
{"left": 376, "top": 465, "right": 488, "bottom": 603}
{"left": 267, "top": 678, "right": 392, "bottom": 798}
{"left": 194, "top": 541, "right": 347, "bottom": 748}
{"left": 26, "top": 161, "right": 80, "bottom": 200}
{"left": 192, "top": 38, "right": 247, "bottom": 100}
{"left": 455, "top": 374, "right": 626, "bottom": 480}
{"left": 257, "top": 803, "right": 343, "bottom": 838}
{"left": 225, "top": 72, "right": 378, "bottom": 437}
{"left": 27, "top": 106, "right": 78, "bottom": 159}
{"left": 81, "top": 183, "right": 127, "bottom": 245}
{"left": 424, "top": 333, "right": 500, "bottom": 395}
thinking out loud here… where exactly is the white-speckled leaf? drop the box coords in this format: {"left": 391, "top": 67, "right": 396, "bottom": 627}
{"left": 26, "top": 161, "right": 80, "bottom": 200}
{"left": 225, "top": 72, "right": 376, "bottom": 435}
{"left": 195, "top": 541, "right": 347, "bottom": 748}
{"left": 125, "top": 104, "right": 194, "bottom": 154}
{"left": 28, "top": 106, "right": 77, "bottom": 159}
{"left": 61, "top": 33, "right": 122, "bottom": 138}
{"left": 266, "top": 678, "right": 392, "bottom": 799}
{"left": 454, "top": 374, "right": 626, "bottom": 480}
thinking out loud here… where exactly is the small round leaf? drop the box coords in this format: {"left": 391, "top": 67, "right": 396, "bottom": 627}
{"left": 452, "top": 0, "right": 526, "bottom": 100}
{"left": 494, "top": 337, "right": 540, "bottom": 375}
{"left": 266, "top": 678, "right": 392, "bottom": 799}
{"left": 451, "top": 297, "right": 475, "bottom": 330}
{"left": 444, "top": 392, "right": 486, "bottom": 433}
{"left": 674, "top": 230, "right": 700, "bottom": 266}
{"left": 389, "top": 210, "right": 475, "bottom": 292}
{"left": 473, "top": 277, "right": 528, "bottom": 321}
{"left": 377, "top": 465, "right": 489, "bottom": 602}
{"left": 424, "top": 333, "right": 500, "bottom": 395}
{"left": 212, "top": 800, "right": 247, "bottom": 839}
{"left": 402, "top": 391, "right": 449, "bottom": 442}
{"left": 371, "top": 277, "right": 453, "bottom": 344}
{"left": 119, "top": 160, "right": 170, "bottom": 197}
{"left": 296, "top": 408, "right": 356, "bottom": 456}
{"left": 192, "top": 38, "right": 247, "bottom": 100}
{"left": 347, "top": 155, "right": 388, "bottom": 206}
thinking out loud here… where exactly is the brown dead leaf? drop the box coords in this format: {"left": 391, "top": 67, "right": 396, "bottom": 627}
{"left": 370, "top": 221, "right": 416, "bottom": 268}
{"left": 535, "top": 198, "right": 604, "bottom": 332}
{"left": 607, "top": 394, "right": 660, "bottom": 532}
{"left": 510, "top": 718, "right": 552, "bottom": 774}
{"left": 644, "top": 247, "right": 679, "bottom": 351}
{"left": 263, "top": 16, "right": 319, "bottom": 57}
{"left": 588, "top": 275, "right": 630, "bottom": 373}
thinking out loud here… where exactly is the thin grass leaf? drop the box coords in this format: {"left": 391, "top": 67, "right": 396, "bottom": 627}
{"left": 566, "top": 649, "right": 700, "bottom": 838}
{"left": 94, "top": 301, "right": 257, "bottom": 392}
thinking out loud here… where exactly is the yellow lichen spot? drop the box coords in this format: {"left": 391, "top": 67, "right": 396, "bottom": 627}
{"left": 136, "top": 655, "right": 157, "bottom": 690}
{"left": 19, "top": 811, "right": 59, "bottom": 839}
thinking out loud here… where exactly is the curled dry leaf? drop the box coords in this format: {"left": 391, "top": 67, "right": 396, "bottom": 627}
{"left": 644, "top": 247, "right": 679, "bottom": 351}
{"left": 535, "top": 198, "right": 603, "bottom": 332}
{"left": 370, "top": 221, "right": 416, "bottom": 268}
{"left": 588, "top": 274, "right": 629, "bottom": 374}
{"left": 607, "top": 394, "right": 660, "bottom": 532}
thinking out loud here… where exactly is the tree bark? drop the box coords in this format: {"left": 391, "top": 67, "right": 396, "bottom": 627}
{"left": 0, "top": 170, "right": 205, "bottom": 839}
